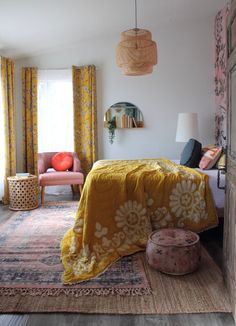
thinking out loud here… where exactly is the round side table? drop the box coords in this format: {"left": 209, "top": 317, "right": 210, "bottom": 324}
{"left": 7, "top": 175, "right": 39, "bottom": 210}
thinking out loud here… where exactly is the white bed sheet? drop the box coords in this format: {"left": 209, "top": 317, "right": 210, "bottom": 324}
{"left": 196, "top": 168, "right": 225, "bottom": 212}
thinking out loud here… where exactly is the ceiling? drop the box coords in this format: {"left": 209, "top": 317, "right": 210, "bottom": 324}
{"left": 0, "top": 0, "right": 227, "bottom": 59}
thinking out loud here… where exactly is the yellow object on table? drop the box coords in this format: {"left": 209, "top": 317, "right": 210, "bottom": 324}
{"left": 7, "top": 175, "right": 39, "bottom": 210}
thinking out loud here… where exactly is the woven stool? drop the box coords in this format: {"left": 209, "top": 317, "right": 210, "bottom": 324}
{"left": 146, "top": 228, "right": 201, "bottom": 275}
{"left": 7, "top": 175, "right": 39, "bottom": 211}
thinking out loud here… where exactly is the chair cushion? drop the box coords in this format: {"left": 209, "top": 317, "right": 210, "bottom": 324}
{"left": 180, "top": 138, "right": 202, "bottom": 168}
{"left": 39, "top": 171, "right": 84, "bottom": 186}
{"left": 51, "top": 152, "right": 73, "bottom": 171}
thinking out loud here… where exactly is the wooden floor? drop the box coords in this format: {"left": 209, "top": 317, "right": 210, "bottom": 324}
{"left": 0, "top": 312, "right": 234, "bottom": 326}
{"left": 0, "top": 193, "right": 235, "bottom": 326}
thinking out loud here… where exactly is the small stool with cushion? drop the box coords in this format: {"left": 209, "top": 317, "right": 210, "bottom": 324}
{"left": 38, "top": 152, "right": 84, "bottom": 204}
{"left": 146, "top": 228, "right": 201, "bottom": 275}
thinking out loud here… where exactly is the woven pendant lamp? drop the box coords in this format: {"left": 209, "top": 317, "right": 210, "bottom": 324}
{"left": 116, "top": 0, "right": 157, "bottom": 76}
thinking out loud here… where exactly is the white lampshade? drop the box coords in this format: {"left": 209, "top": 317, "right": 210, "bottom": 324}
{"left": 176, "top": 113, "right": 199, "bottom": 142}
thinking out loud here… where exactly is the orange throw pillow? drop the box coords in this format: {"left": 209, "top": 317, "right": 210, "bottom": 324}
{"left": 51, "top": 152, "right": 73, "bottom": 171}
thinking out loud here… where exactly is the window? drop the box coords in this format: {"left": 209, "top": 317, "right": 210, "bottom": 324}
{"left": 38, "top": 69, "right": 73, "bottom": 153}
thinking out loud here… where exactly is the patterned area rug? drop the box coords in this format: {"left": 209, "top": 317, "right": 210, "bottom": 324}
{"left": 0, "top": 202, "right": 231, "bottom": 314}
{"left": 0, "top": 202, "right": 151, "bottom": 297}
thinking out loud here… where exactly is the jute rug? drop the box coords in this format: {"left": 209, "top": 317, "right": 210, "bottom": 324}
{"left": 0, "top": 202, "right": 231, "bottom": 314}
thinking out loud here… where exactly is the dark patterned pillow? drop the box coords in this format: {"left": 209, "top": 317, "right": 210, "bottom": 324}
{"left": 180, "top": 139, "right": 202, "bottom": 168}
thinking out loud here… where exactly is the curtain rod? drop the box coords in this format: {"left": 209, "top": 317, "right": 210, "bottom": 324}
{"left": 38, "top": 66, "right": 99, "bottom": 71}
{"left": 39, "top": 67, "right": 71, "bottom": 70}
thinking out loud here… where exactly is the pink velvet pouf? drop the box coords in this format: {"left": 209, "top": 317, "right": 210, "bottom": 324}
{"left": 146, "top": 228, "right": 201, "bottom": 275}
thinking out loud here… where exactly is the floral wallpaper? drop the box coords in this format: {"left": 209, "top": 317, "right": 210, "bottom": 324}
{"left": 215, "top": 6, "right": 229, "bottom": 147}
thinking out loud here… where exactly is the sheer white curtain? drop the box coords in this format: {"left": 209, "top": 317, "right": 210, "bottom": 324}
{"left": 0, "top": 76, "right": 6, "bottom": 199}
{"left": 38, "top": 69, "right": 73, "bottom": 152}
{"left": 38, "top": 69, "right": 74, "bottom": 194}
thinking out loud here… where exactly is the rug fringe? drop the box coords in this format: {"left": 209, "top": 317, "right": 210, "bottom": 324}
{"left": 0, "top": 287, "right": 152, "bottom": 297}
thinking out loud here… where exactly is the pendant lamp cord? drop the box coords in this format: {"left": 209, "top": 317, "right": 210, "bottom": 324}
{"left": 134, "top": 0, "right": 138, "bottom": 49}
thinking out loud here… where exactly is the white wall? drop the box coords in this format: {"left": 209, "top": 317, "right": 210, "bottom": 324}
{"left": 15, "top": 19, "right": 216, "bottom": 171}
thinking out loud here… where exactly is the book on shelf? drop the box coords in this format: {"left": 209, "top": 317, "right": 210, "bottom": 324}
{"left": 115, "top": 114, "right": 139, "bottom": 128}
{"left": 132, "top": 117, "right": 138, "bottom": 128}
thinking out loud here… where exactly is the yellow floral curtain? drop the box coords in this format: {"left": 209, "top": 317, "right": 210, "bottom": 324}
{"left": 22, "top": 68, "right": 38, "bottom": 175}
{"left": 73, "top": 65, "right": 98, "bottom": 176}
{"left": 0, "top": 57, "right": 16, "bottom": 204}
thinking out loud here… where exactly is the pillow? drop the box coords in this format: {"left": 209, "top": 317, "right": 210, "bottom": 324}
{"left": 180, "top": 138, "right": 202, "bottom": 168}
{"left": 51, "top": 152, "right": 73, "bottom": 171}
{"left": 202, "top": 144, "right": 217, "bottom": 153}
{"left": 199, "top": 147, "right": 222, "bottom": 170}
{"left": 216, "top": 153, "right": 226, "bottom": 170}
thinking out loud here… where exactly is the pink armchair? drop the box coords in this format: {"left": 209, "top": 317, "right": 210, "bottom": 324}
{"left": 38, "top": 152, "right": 84, "bottom": 204}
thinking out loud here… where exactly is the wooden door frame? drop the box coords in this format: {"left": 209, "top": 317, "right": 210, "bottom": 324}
{"left": 223, "top": 0, "right": 236, "bottom": 320}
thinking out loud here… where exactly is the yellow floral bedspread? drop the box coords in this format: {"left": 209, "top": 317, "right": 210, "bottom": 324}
{"left": 61, "top": 159, "right": 218, "bottom": 284}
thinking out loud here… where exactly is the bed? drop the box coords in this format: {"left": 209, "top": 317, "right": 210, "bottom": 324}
{"left": 61, "top": 158, "right": 219, "bottom": 284}
{"left": 196, "top": 168, "right": 225, "bottom": 216}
